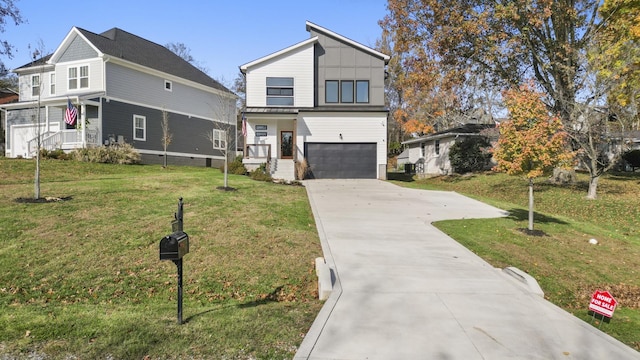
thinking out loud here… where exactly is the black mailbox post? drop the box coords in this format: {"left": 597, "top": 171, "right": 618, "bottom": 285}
{"left": 159, "top": 197, "right": 189, "bottom": 324}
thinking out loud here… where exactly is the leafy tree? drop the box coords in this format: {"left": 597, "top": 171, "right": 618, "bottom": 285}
{"left": 493, "top": 84, "right": 573, "bottom": 231}
{"left": 0, "top": 0, "right": 23, "bottom": 73}
{"left": 382, "top": 0, "right": 636, "bottom": 199}
{"left": 449, "top": 136, "right": 492, "bottom": 174}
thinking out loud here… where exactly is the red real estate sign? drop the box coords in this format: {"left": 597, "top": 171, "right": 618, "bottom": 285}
{"left": 589, "top": 290, "right": 617, "bottom": 318}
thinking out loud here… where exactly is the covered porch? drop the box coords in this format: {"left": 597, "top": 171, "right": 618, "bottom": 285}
{"left": 2, "top": 94, "right": 102, "bottom": 158}
{"left": 242, "top": 110, "right": 298, "bottom": 181}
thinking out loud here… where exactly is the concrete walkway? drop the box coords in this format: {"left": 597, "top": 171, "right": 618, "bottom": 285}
{"left": 295, "top": 179, "right": 639, "bottom": 360}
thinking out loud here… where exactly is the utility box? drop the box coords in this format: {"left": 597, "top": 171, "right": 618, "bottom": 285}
{"left": 159, "top": 231, "right": 189, "bottom": 260}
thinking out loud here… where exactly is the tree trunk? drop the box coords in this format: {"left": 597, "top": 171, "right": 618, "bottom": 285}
{"left": 223, "top": 151, "right": 229, "bottom": 188}
{"left": 34, "top": 153, "right": 40, "bottom": 200}
{"left": 587, "top": 175, "right": 599, "bottom": 200}
{"left": 528, "top": 178, "right": 534, "bottom": 231}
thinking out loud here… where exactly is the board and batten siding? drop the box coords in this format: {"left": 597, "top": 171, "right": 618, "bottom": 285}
{"left": 244, "top": 43, "right": 314, "bottom": 108}
{"left": 297, "top": 112, "right": 387, "bottom": 167}
{"left": 105, "top": 62, "right": 231, "bottom": 121}
{"left": 311, "top": 31, "right": 386, "bottom": 107}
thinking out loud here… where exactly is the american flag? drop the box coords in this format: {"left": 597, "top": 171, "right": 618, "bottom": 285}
{"left": 241, "top": 112, "right": 247, "bottom": 137}
{"left": 64, "top": 98, "right": 77, "bottom": 126}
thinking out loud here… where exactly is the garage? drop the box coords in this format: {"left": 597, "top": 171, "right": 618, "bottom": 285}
{"left": 304, "top": 142, "right": 377, "bottom": 179}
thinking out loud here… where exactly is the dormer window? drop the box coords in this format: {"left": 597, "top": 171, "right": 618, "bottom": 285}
{"left": 164, "top": 80, "right": 172, "bottom": 91}
{"left": 266, "top": 77, "right": 294, "bottom": 106}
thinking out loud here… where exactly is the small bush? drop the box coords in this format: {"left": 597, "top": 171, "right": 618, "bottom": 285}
{"left": 622, "top": 149, "right": 640, "bottom": 170}
{"left": 71, "top": 143, "right": 140, "bottom": 164}
{"left": 449, "top": 136, "right": 492, "bottom": 174}
{"left": 40, "top": 148, "right": 70, "bottom": 160}
{"left": 295, "top": 158, "right": 309, "bottom": 180}
{"left": 250, "top": 163, "right": 272, "bottom": 182}
{"left": 220, "top": 155, "right": 247, "bottom": 175}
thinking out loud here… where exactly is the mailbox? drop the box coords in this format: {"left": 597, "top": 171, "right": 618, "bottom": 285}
{"left": 159, "top": 231, "right": 189, "bottom": 260}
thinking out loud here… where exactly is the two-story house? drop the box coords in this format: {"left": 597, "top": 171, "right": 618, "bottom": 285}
{"left": 240, "top": 21, "right": 390, "bottom": 180}
{"left": 2, "top": 27, "right": 236, "bottom": 167}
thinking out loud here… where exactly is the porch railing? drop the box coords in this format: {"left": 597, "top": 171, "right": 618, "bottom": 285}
{"left": 28, "top": 129, "right": 100, "bottom": 155}
{"left": 245, "top": 144, "right": 272, "bottom": 171}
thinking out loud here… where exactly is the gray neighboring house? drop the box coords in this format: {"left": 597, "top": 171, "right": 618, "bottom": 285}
{"left": 402, "top": 123, "right": 495, "bottom": 176}
{"left": 240, "top": 21, "right": 390, "bottom": 180}
{"left": 2, "top": 27, "right": 236, "bottom": 166}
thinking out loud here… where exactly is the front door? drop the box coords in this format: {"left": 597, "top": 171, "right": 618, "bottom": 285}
{"left": 281, "top": 131, "right": 293, "bottom": 159}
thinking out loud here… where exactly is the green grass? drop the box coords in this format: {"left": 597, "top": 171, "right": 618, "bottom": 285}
{"left": 0, "top": 158, "right": 323, "bottom": 359}
{"left": 389, "top": 171, "right": 640, "bottom": 350}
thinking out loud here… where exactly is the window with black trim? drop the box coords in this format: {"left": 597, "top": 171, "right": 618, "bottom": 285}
{"left": 356, "top": 80, "right": 369, "bottom": 103}
{"left": 341, "top": 80, "right": 354, "bottom": 103}
{"left": 326, "top": 80, "right": 338, "bottom": 103}
{"left": 266, "top": 77, "right": 294, "bottom": 106}
{"left": 435, "top": 140, "right": 440, "bottom": 155}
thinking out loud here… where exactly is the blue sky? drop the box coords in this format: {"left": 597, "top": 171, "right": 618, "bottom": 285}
{"left": 3, "top": 0, "right": 389, "bottom": 87}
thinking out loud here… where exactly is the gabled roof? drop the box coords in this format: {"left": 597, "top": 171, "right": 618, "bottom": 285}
{"left": 305, "top": 21, "right": 390, "bottom": 64}
{"left": 402, "top": 123, "right": 495, "bottom": 145}
{"left": 239, "top": 37, "right": 318, "bottom": 73}
{"left": 17, "top": 27, "right": 233, "bottom": 94}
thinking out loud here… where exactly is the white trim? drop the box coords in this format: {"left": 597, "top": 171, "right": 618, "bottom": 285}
{"left": 138, "top": 149, "right": 226, "bottom": 160}
{"left": 164, "top": 79, "right": 172, "bottom": 92}
{"left": 305, "top": 21, "right": 390, "bottom": 62}
{"left": 49, "top": 27, "right": 104, "bottom": 64}
{"left": 240, "top": 37, "right": 318, "bottom": 72}
{"left": 212, "top": 129, "right": 226, "bottom": 150}
{"left": 133, "top": 114, "right": 146, "bottom": 141}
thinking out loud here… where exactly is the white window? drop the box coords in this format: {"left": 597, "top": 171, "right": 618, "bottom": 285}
{"left": 69, "top": 65, "right": 89, "bottom": 90}
{"left": 133, "top": 115, "right": 146, "bottom": 141}
{"left": 164, "top": 80, "right": 172, "bottom": 91}
{"left": 50, "top": 73, "right": 55, "bottom": 95}
{"left": 212, "top": 129, "right": 226, "bottom": 149}
{"left": 31, "top": 75, "right": 40, "bottom": 96}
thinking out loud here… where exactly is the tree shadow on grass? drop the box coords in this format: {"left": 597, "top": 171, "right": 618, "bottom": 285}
{"left": 236, "top": 285, "right": 285, "bottom": 309}
{"left": 506, "top": 208, "right": 568, "bottom": 225}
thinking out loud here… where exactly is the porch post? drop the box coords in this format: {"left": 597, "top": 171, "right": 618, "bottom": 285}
{"left": 293, "top": 118, "right": 297, "bottom": 162}
{"left": 81, "top": 104, "right": 86, "bottom": 148}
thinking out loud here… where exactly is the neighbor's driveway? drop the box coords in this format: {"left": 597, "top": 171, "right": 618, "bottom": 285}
{"left": 295, "top": 179, "right": 639, "bottom": 360}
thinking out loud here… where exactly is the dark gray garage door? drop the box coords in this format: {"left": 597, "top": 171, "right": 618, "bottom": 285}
{"left": 305, "top": 142, "right": 377, "bottom": 179}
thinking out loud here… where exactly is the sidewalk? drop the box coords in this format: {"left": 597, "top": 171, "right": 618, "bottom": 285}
{"left": 295, "top": 179, "right": 639, "bottom": 360}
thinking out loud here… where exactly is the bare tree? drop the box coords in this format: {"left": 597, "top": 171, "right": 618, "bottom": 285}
{"left": 160, "top": 107, "right": 172, "bottom": 168}
{"left": 207, "top": 93, "right": 237, "bottom": 189}
{"left": 27, "top": 41, "right": 49, "bottom": 199}
{"left": 165, "top": 42, "right": 209, "bottom": 75}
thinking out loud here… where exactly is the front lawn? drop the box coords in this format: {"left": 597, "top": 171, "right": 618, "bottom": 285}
{"left": 0, "top": 159, "right": 322, "bottom": 359}
{"left": 390, "top": 171, "right": 640, "bottom": 350}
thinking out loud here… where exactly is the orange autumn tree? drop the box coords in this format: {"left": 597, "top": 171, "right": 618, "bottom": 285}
{"left": 493, "top": 84, "right": 573, "bottom": 231}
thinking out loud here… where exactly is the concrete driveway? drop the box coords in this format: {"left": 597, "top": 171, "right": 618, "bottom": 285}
{"left": 294, "top": 179, "right": 639, "bottom": 360}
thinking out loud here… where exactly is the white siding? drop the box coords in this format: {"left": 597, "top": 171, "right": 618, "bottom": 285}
{"left": 297, "top": 112, "right": 387, "bottom": 168}
{"left": 245, "top": 44, "right": 314, "bottom": 108}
